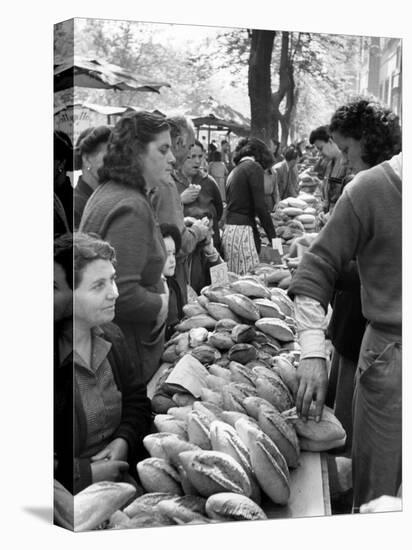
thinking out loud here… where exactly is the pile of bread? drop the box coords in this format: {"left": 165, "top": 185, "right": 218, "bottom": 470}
{"left": 64, "top": 276, "right": 345, "bottom": 531}
{"left": 271, "top": 194, "right": 321, "bottom": 246}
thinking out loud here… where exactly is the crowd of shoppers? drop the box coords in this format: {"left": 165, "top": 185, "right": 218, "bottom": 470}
{"left": 54, "top": 97, "right": 402, "bottom": 515}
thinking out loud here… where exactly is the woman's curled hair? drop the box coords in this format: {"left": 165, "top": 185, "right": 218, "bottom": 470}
{"left": 74, "top": 125, "right": 112, "bottom": 170}
{"left": 329, "top": 97, "right": 401, "bottom": 166}
{"left": 98, "top": 111, "right": 170, "bottom": 190}
{"left": 233, "top": 137, "right": 274, "bottom": 170}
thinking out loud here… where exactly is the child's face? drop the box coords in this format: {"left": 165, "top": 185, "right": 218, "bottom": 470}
{"left": 163, "top": 236, "right": 176, "bottom": 277}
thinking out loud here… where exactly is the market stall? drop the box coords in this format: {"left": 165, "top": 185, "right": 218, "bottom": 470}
{"left": 190, "top": 98, "right": 251, "bottom": 148}
{"left": 54, "top": 56, "right": 172, "bottom": 144}
{"left": 54, "top": 56, "right": 172, "bottom": 94}
{"left": 63, "top": 187, "right": 338, "bottom": 531}
{"left": 54, "top": 102, "right": 126, "bottom": 142}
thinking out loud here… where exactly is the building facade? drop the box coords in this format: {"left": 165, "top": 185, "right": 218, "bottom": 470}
{"left": 357, "top": 36, "right": 402, "bottom": 119}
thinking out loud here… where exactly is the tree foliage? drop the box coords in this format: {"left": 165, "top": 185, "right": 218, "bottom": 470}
{"left": 217, "top": 28, "right": 362, "bottom": 144}
{"left": 54, "top": 19, "right": 362, "bottom": 145}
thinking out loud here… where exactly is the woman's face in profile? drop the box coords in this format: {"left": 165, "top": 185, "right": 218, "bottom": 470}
{"left": 140, "top": 130, "right": 175, "bottom": 187}
{"left": 331, "top": 131, "right": 370, "bottom": 174}
{"left": 74, "top": 259, "right": 119, "bottom": 329}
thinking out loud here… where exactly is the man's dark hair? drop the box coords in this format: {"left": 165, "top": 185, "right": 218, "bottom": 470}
{"left": 309, "top": 125, "right": 331, "bottom": 145}
{"left": 284, "top": 146, "right": 299, "bottom": 162}
{"left": 211, "top": 150, "right": 222, "bottom": 162}
{"left": 193, "top": 139, "right": 205, "bottom": 152}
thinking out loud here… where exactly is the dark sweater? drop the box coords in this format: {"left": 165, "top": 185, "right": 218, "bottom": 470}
{"left": 289, "top": 160, "right": 402, "bottom": 331}
{"left": 54, "top": 322, "right": 152, "bottom": 495}
{"left": 225, "top": 159, "right": 276, "bottom": 251}
{"left": 55, "top": 176, "right": 73, "bottom": 231}
{"left": 54, "top": 193, "right": 70, "bottom": 238}
{"left": 175, "top": 171, "right": 223, "bottom": 252}
{"left": 73, "top": 176, "right": 94, "bottom": 229}
{"left": 79, "top": 181, "right": 166, "bottom": 379}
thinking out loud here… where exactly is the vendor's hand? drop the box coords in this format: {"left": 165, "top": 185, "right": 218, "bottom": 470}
{"left": 288, "top": 234, "right": 318, "bottom": 258}
{"left": 181, "top": 186, "right": 200, "bottom": 204}
{"left": 295, "top": 357, "right": 328, "bottom": 421}
{"left": 91, "top": 459, "right": 129, "bottom": 483}
{"left": 360, "top": 495, "right": 402, "bottom": 514}
{"left": 91, "top": 438, "right": 129, "bottom": 462}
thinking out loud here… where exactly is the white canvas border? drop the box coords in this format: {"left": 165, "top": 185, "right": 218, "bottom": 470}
{"left": 1, "top": 1, "right": 409, "bottom": 548}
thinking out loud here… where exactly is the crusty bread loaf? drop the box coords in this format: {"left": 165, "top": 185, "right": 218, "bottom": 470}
{"left": 178, "top": 450, "right": 252, "bottom": 498}
{"left": 136, "top": 458, "right": 183, "bottom": 495}
{"left": 74, "top": 481, "right": 136, "bottom": 532}
{"left": 205, "top": 492, "right": 267, "bottom": 521}
{"left": 54, "top": 479, "right": 73, "bottom": 530}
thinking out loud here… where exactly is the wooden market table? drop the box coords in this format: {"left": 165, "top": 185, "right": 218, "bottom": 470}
{"left": 262, "top": 451, "right": 331, "bottom": 519}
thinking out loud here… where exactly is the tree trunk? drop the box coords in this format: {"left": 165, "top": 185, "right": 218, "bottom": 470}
{"left": 271, "top": 31, "right": 296, "bottom": 147}
{"left": 289, "top": 86, "right": 299, "bottom": 142}
{"left": 248, "top": 30, "right": 276, "bottom": 145}
{"left": 280, "top": 119, "right": 290, "bottom": 146}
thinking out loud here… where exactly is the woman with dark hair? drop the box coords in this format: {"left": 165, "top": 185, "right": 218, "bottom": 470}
{"left": 80, "top": 111, "right": 175, "bottom": 383}
{"left": 324, "top": 97, "right": 402, "bottom": 455}
{"left": 288, "top": 97, "right": 402, "bottom": 509}
{"left": 221, "top": 137, "right": 276, "bottom": 274}
{"left": 54, "top": 232, "right": 152, "bottom": 495}
{"left": 74, "top": 125, "right": 112, "bottom": 228}
{"left": 329, "top": 97, "right": 401, "bottom": 168}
